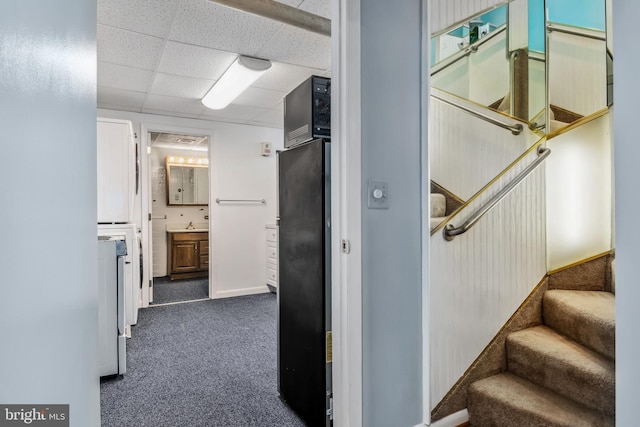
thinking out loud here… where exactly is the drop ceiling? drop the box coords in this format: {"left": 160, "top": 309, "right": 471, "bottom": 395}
{"left": 97, "top": 0, "right": 331, "bottom": 129}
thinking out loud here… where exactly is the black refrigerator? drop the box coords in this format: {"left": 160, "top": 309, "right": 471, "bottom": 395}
{"left": 278, "top": 138, "right": 332, "bottom": 427}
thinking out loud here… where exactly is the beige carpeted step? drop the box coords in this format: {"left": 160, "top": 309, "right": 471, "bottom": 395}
{"left": 506, "top": 325, "right": 614, "bottom": 416}
{"left": 431, "top": 193, "right": 446, "bottom": 217}
{"left": 543, "top": 290, "right": 615, "bottom": 360}
{"left": 468, "top": 373, "right": 614, "bottom": 427}
{"left": 430, "top": 193, "right": 447, "bottom": 230}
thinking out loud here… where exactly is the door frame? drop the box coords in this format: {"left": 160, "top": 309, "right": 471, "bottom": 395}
{"left": 331, "top": 0, "right": 363, "bottom": 425}
{"left": 140, "top": 122, "right": 216, "bottom": 306}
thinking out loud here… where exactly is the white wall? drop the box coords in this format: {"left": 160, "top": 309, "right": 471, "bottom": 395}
{"left": 360, "top": 1, "right": 424, "bottom": 426}
{"left": 613, "top": 1, "right": 640, "bottom": 424}
{"left": 98, "top": 109, "right": 283, "bottom": 298}
{"left": 429, "top": 147, "right": 547, "bottom": 408}
{"left": 546, "top": 113, "right": 612, "bottom": 270}
{"left": 0, "top": 2, "right": 100, "bottom": 426}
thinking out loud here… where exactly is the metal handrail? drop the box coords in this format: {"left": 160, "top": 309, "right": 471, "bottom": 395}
{"left": 431, "top": 93, "right": 524, "bottom": 135}
{"left": 431, "top": 25, "right": 507, "bottom": 76}
{"left": 443, "top": 147, "right": 551, "bottom": 241}
{"left": 216, "top": 198, "right": 266, "bottom": 204}
{"left": 547, "top": 23, "right": 606, "bottom": 42}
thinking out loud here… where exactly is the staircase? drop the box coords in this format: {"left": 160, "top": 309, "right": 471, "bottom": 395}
{"left": 467, "top": 287, "right": 615, "bottom": 426}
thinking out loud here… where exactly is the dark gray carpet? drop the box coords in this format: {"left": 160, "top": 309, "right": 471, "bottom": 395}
{"left": 100, "top": 293, "right": 305, "bottom": 427}
{"left": 151, "top": 276, "right": 208, "bottom": 305}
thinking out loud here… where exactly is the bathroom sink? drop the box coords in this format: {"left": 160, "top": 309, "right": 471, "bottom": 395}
{"left": 166, "top": 223, "right": 208, "bottom": 233}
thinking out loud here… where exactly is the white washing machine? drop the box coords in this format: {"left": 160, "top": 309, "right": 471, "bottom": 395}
{"left": 98, "top": 224, "right": 140, "bottom": 328}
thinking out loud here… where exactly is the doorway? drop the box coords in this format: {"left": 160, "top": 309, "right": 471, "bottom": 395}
{"left": 140, "top": 125, "right": 215, "bottom": 307}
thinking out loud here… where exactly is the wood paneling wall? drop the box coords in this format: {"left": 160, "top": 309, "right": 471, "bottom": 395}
{"left": 429, "top": 146, "right": 547, "bottom": 408}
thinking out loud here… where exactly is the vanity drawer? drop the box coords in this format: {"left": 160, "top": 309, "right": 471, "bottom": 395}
{"left": 266, "top": 266, "right": 278, "bottom": 284}
{"left": 266, "top": 228, "right": 278, "bottom": 243}
{"left": 200, "top": 255, "right": 209, "bottom": 270}
{"left": 172, "top": 232, "right": 208, "bottom": 241}
{"left": 199, "top": 239, "right": 209, "bottom": 255}
{"left": 266, "top": 244, "right": 278, "bottom": 262}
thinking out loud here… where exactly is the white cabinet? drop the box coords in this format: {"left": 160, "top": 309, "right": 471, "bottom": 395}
{"left": 97, "top": 118, "right": 135, "bottom": 223}
{"left": 266, "top": 224, "right": 278, "bottom": 290}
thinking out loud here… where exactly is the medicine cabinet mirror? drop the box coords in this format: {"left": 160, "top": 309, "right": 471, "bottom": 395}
{"left": 166, "top": 156, "right": 209, "bottom": 206}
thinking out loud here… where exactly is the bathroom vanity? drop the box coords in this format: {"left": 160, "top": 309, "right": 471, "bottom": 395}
{"left": 166, "top": 229, "right": 209, "bottom": 280}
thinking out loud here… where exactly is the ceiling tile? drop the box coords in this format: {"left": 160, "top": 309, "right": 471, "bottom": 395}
{"left": 150, "top": 73, "right": 213, "bottom": 99}
{"left": 97, "top": 0, "right": 180, "bottom": 38}
{"left": 248, "top": 120, "right": 282, "bottom": 129}
{"left": 157, "top": 42, "right": 237, "bottom": 80}
{"left": 96, "top": 0, "right": 332, "bottom": 123}
{"left": 143, "top": 109, "right": 203, "bottom": 120}
{"left": 169, "top": 0, "right": 283, "bottom": 56}
{"left": 253, "top": 62, "right": 322, "bottom": 94}
{"left": 97, "top": 87, "right": 146, "bottom": 110}
{"left": 98, "top": 25, "right": 164, "bottom": 70}
{"left": 99, "top": 103, "right": 144, "bottom": 113}
{"left": 98, "top": 61, "right": 154, "bottom": 92}
{"left": 143, "top": 94, "right": 208, "bottom": 115}
{"left": 299, "top": 0, "right": 331, "bottom": 19}
{"left": 201, "top": 104, "right": 266, "bottom": 120}
{"left": 257, "top": 25, "right": 331, "bottom": 70}
{"left": 232, "top": 87, "right": 287, "bottom": 109}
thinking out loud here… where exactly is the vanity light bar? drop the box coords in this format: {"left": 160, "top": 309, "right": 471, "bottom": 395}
{"left": 167, "top": 156, "right": 209, "bottom": 166}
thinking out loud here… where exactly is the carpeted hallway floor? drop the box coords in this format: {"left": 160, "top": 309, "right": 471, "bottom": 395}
{"left": 100, "top": 293, "right": 305, "bottom": 427}
{"left": 151, "top": 277, "right": 209, "bottom": 305}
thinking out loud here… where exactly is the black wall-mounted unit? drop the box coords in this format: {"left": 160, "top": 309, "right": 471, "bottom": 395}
{"left": 284, "top": 76, "right": 331, "bottom": 148}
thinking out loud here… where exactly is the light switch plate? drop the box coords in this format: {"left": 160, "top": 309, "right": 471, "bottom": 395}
{"left": 367, "top": 180, "right": 389, "bottom": 209}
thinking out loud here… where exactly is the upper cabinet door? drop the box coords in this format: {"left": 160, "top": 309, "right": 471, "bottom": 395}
{"left": 97, "top": 118, "right": 135, "bottom": 223}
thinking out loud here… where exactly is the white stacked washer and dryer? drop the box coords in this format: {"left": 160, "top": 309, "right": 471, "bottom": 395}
{"left": 97, "top": 117, "right": 141, "bottom": 334}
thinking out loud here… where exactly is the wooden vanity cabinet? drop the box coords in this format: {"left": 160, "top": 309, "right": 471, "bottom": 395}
{"left": 167, "top": 231, "right": 209, "bottom": 280}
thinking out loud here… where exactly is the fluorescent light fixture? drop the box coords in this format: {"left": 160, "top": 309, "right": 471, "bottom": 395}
{"left": 201, "top": 56, "right": 272, "bottom": 110}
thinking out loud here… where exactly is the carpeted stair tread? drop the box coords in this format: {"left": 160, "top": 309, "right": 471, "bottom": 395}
{"left": 468, "top": 373, "right": 614, "bottom": 427}
{"left": 543, "top": 290, "right": 615, "bottom": 360}
{"left": 507, "top": 325, "right": 614, "bottom": 416}
{"left": 431, "top": 193, "right": 446, "bottom": 217}
{"left": 430, "top": 193, "right": 447, "bottom": 230}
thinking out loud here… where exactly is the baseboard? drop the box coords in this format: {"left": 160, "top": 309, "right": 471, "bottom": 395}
{"left": 429, "top": 409, "right": 469, "bottom": 427}
{"left": 212, "top": 285, "right": 271, "bottom": 299}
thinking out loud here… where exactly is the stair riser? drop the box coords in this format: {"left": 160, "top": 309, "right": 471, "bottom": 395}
{"left": 507, "top": 344, "right": 614, "bottom": 416}
{"left": 543, "top": 297, "right": 615, "bottom": 360}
